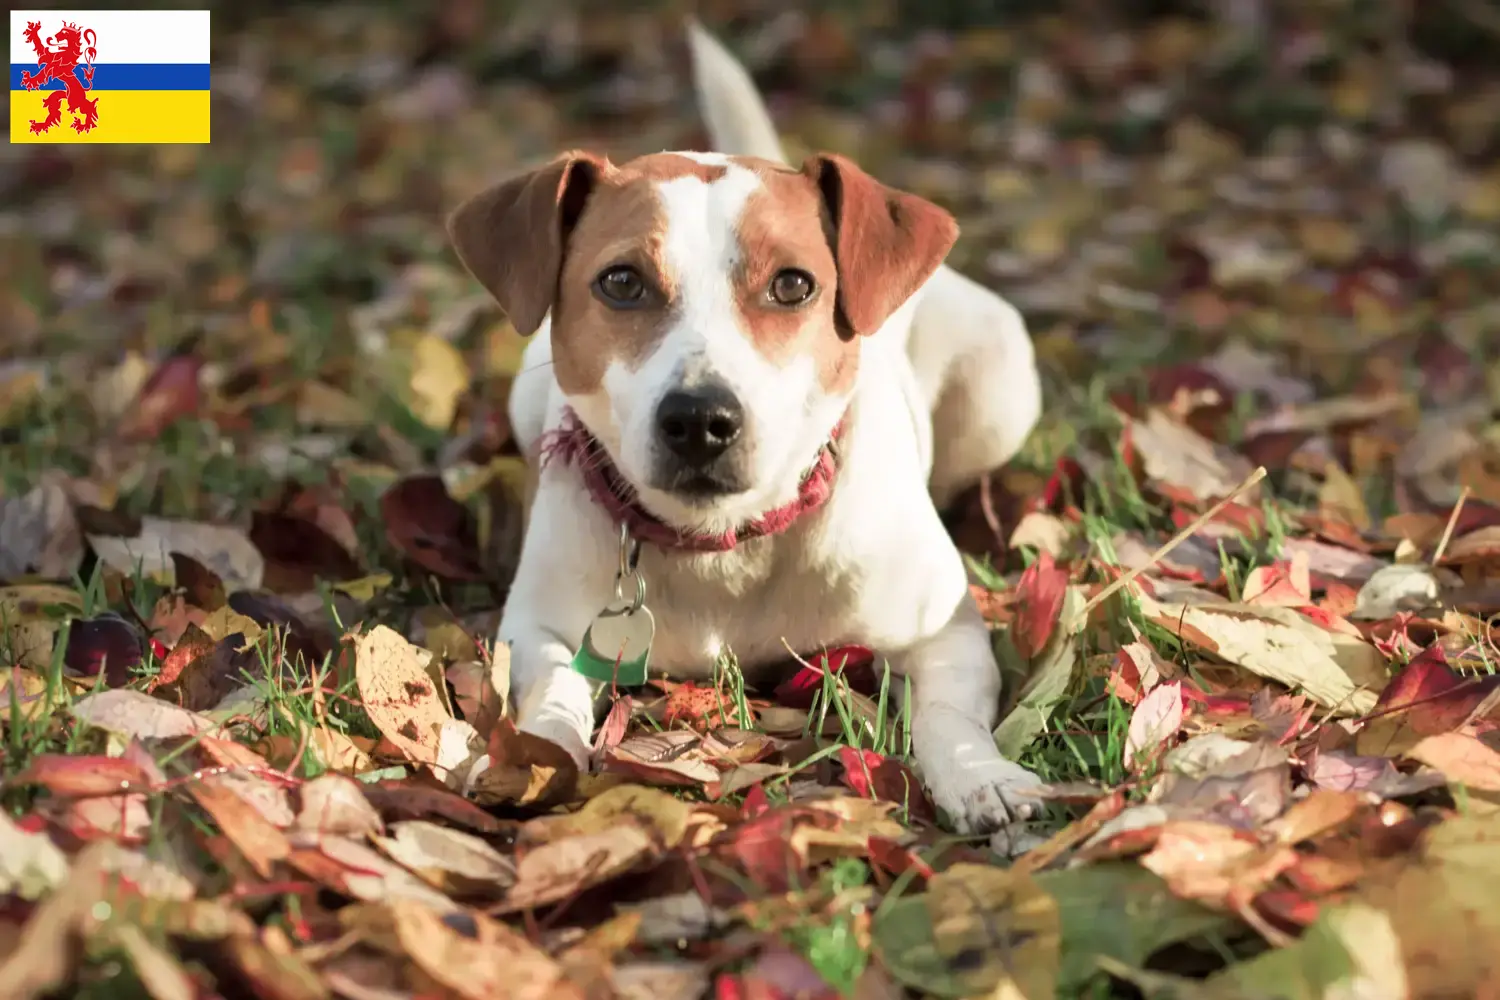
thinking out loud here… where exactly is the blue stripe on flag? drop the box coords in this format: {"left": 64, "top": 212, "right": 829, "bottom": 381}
{"left": 10, "top": 63, "right": 210, "bottom": 91}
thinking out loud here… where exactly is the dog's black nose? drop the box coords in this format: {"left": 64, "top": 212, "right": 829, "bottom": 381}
{"left": 655, "top": 385, "right": 744, "bottom": 466}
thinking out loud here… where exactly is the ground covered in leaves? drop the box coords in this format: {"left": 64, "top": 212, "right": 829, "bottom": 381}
{"left": 3, "top": 2, "right": 1500, "bottom": 998}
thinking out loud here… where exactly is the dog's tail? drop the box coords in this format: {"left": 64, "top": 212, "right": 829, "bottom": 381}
{"left": 685, "top": 19, "right": 789, "bottom": 165}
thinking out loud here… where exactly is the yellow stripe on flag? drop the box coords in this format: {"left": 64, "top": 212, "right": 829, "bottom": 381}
{"left": 10, "top": 89, "right": 209, "bottom": 144}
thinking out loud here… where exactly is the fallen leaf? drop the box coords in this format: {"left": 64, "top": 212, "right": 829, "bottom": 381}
{"left": 295, "top": 774, "right": 384, "bottom": 838}
{"left": 1240, "top": 552, "right": 1312, "bottom": 607}
{"left": 404, "top": 333, "right": 471, "bottom": 431}
{"left": 995, "top": 586, "right": 1087, "bottom": 757}
{"left": 1355, "top": 643, "right": 1500, "bottom": 756}
{"left": 186, "top": 778, "right": 292, "bottom": 878}
{"left": 386, "top": 902, "right": 581, "bottom": 1000}
{"left": 1124, "top": 681, "right": 1184, "bottom": 770}
{"left": 1406, "top": 732, "right": 1500, "bottom": 792}
{"left": 1010, "top": 551, "right": 1070, "bottom": 660}
{"left": 169, "top": 552, "right": 226, "bottom": 611}
{"left": 1136, "top": 591, "right": 1385, "bottom": 714}
{"left": 838, "top": 747, "right": 936, "bottom": 822}
{"left": 0, "top": 479, "right": 83, "bottom": 581}
{"left": 62, "top": 614, "right": 146, "bottom": 687}
{"left": 1129, "top": 407, "right": 1258, "bottom": 503}
{"left": 0, "top": 811, "right": 70, "bottom": 901}
{"left": 872, "top": 862, "right": 1059, "bottom": 999}
{"left": 354, "top": 625, "right": 452, "bottom": 766}
{"left": 12, "top": 754, "right": 151, "bottom": 798}
{"left": 117, "top": 351, "right": 203, "bottom": 441}
{"left": 534, "top": 783, "right": 695, "bottom": 850}
{"left": 89, "top": 516, "right": 265, "bottom": 592}
{"left": 71, "top": 689, "right": 220, "bottom": 741}
{"left": 380, "top": 476, "right": 486, "bottom": 581}
{"left": 372, "top": 820, "right": 515, "bottom": 894}
{"left": 1351, "top": 563, "right": 1448, "bottom": 620}
{"left": 492, "top": 823, "right": 657, "bottom": 914}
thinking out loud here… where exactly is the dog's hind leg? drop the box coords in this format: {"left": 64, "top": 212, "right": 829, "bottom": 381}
{"left": 910, "top": 267, "right": 1042, "bottom": 509}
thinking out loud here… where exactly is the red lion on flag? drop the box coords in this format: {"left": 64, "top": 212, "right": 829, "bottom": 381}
{"left": 20, "top": 19, "right": 100, "bottom": 135}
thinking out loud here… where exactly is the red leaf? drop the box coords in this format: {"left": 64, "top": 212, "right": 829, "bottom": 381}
{"left": 664, "top": 683, "right": 736, "bottom": 730}
{"left": 118, "top": 351, "right": 203, "bottom": 441}
{"left": 361, "top": 779, "right": 507, "bottom": 833}
{"left": 837, "top": 746, "right": 936, "bottom": 823}
{"left": 741, "top": 784, "right": 771, "bottom": 819}
{"left": 14, "top": 754, "right": 151, "bottom": 797}
{"left": 250, "top": 511, "right": 364, "bottom": 592}
{"left": 867, "top": 836, "right": 934, "bottom": 880}
{"left": 719, "top": 807, "right": 816, "bottom": 893}
{"left": 380, "top": 476, "right": 486, "bottom": 581}
{"left": 1240, "top": 557, "right": 1313, "bottom": 608}
{"left": 1010, "top": 552, "right": 1069, "bottom": 660}
{"left": 151, "top": 623, "right": 217, "bottom": 690}
{"left": 1035, "top": 456, "right": 1088, "bottom": 514}
{"left": 771, "top": 646, "right": 876, "bottom": 710}
{"left": 64, "top": 615, "right": 145, "bottom": 688}
{"left": 1364, "top": 644, "right": 1500, "bottom": 737}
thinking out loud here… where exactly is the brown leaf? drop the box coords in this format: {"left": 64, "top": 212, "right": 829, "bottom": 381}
{"left": 12, "top": 754, "right": 150, "bottom": 798}
{"left": 471, "top": 718, "right": 579, "bottom": 807}
{"left": 1128, "top": 408, "right": 1259, "bottom": 503}
{"left": 250, "top": 511, "right": 364, "bottom": 591}
{"left": 186, "top": 779, "right": 292, "bottom": 879}
{"left": 1139, "top": 820, "right": 1297, "bottom": 909}
{"left": 372, "top": 820, "right": 515, "bottom": 894}
{"left": 493, "top": 822, "right": 657, "bottom": 914}
{"left": 1124, "top": 681, "right": 1183, "bottom": 771}
{"left": 387, "top": 903, "right": 582, "bottom": 1000}
{"left": 354, "top": 625, "right": 452, "bottom": 766}
{"left": 116, "top": 351, "right": 203, "bottom": 441}
{"left": 1136, "top": 591, "right": 1385, "bottom": 714}
{"left": 169, "top": 552, "right": 225, "bottom": 611}
{"left": 295, "top": 774, "right": 384, "bottom": 839}
{"left": 360, "top": 779, "right": 507, "bottom": 834}
{"left": 380, "top": 476, "right": 486, "bottom": 581}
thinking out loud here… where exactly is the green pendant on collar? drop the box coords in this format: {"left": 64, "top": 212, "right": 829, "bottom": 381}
{"left": 570, "top": 525, "right": 655, "bottom": 686}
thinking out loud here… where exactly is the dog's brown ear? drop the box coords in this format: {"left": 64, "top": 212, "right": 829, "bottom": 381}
{"left": 446, "top": 151, "right": 608, "bottom": 336}
{"left": 804, "top": 152, "right": 959, "bottom": 338}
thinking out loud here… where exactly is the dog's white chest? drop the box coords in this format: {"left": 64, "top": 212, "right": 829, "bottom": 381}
{"left": 634, "top": 541, "right": 861, "bottom": 680}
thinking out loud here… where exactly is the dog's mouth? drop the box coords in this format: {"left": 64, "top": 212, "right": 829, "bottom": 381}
{"left": 655, "top": 467, "right": 751, "bottom": 503}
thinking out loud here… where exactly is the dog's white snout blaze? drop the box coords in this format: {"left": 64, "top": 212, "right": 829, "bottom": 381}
{"left": 446, "top": 24, "right": 1047, "bottom": 855}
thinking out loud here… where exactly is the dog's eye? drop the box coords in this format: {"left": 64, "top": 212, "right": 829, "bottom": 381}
{"left": 769, "top": 269, "right": 815, "bottom": 306}
{"left": 595, "top": 266, "right": 648, "bottom": 306}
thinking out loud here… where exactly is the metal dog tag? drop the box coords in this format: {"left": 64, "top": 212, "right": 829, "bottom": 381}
{"left": 571, "top": 600, "right": 655, "bottom": 686}
{"left": 571, "top": 523, "right": 654, "bottom": 686}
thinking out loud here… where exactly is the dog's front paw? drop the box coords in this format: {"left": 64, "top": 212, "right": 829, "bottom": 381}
{"left": 517, "top": 718, "right": 592, "bottom": 774}
{"left": 928, "top": 756, "right": 1045, "bottom": 854}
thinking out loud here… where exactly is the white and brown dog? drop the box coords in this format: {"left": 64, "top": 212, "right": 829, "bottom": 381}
{"left": 447, "top": 24, "right": 1045, "bottom": 847}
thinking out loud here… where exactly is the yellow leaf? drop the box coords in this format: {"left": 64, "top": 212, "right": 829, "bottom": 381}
{"left": 1135, "top": 592, "right": 1384, "bottom": 714}
{"left": 534, "top": 784, "right": 694, "bottom": 850}
{"left": 874, "top": 862, "right": 1060, "bottom": 1000}
{"left": 1318, "top": 460, "right": 1372, "bottom": 531}
{"left": 407, "top": 334, "right": 470, "bottom": 431}
{"left": 353, "top": 625, "right": 451, "bottom": 766}
{"left": 1406, "top": 732, "right": 1500, "bottom": 792}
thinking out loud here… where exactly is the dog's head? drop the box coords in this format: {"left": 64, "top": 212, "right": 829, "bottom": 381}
{"left": 448, "top": 151, "right": 957, "bottom": 534}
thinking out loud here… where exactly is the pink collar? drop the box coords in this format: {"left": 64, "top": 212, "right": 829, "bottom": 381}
{"left": 540, "top": 407, "right": 844, "bottom": 553}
